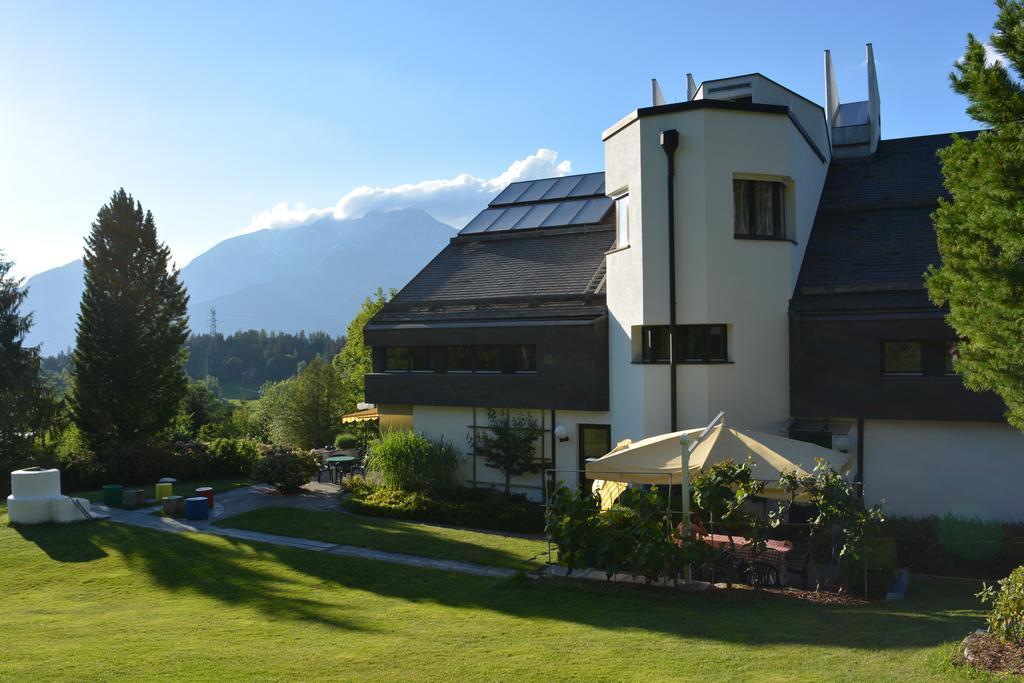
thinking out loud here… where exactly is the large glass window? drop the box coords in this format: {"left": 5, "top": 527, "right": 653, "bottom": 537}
{"left": 641, "top": 326, "right": 670, "bottom": 363}
{"left": 515, "top": 345, "right": 537, "bottom": 373}
{"left": 678, "top": 325, "right": 728, "bottom": 363}
{"left": 445, "top": 346, "right": 473, "bottom": 372}
{"left": 385, "top": 347, "right": 428, "bottom": 372}
{"left": 883, "top": 341, "right": 922, "bottom": 375}
{"left": 734, "top": 179, "right": 786, "bottom": 239}
{"left": 615, "top": 194, "right": 629, "bottom": 248}
{"left": 882, "top": 340, "right": 960, "bottom": 377}
{"left": 474, "top": 346, "right": 501, "bottom": 373}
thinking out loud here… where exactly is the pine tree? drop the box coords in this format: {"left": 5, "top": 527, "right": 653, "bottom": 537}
{"left": 0, "top": 253, "right": 53, "bottom": 475}
{"left": 71, "top": 189, "right": 190, "bottom": 476}
{"left": 333, "top": 287, "right": 392, "bottom": 412}
{"left": 926, "top": 1, "right": 1024, "bottom": 430}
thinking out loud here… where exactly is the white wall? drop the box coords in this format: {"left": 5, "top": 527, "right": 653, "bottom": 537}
{"left": 603, "top": 98, "right": 829, "bottom": 443}
{"left": 863, "top": 419, "right": 1024, "bottom": 521}
{"left": 411, "top": 405, "right": 609, "bottom": 501}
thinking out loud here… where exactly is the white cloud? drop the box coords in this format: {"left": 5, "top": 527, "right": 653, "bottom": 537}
{"left": 238, "top": 148, "right": 573, "bottom": 235}
{"left": 957, "top": 41, "right": 1007, "bottom": 68}
{"left": 983, "top": 42, "right": 1007, "bottom": 68}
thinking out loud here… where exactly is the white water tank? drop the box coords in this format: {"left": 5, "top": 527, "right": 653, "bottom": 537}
{"left": 7, "top": 467, "right": 92, "bottom": 524}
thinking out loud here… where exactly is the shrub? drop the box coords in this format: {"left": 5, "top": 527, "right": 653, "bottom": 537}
{"left": 545, "top": 484, "right": 706, "bottom": 583}
{"left": 251, "top": 446, "right": 319, "bottom": 493}
{"left": 334, "top": 432, "right": 358, "bottom": 450}
{"left": 978, "top": 566, "right": 1024, "bottom": 644}
{"left": 207, "top": 438, "right": 261, "bottom": 476}
{"left": 364, "top": 431, "right": 461, "bottom": 492}
{"left": 343, "top": 480, "right": 544, "bottom": 533}
{"left": 882, "top": 515, "right": 1024, "bottom": 580}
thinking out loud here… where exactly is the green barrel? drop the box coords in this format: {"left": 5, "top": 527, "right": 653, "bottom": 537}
{"left": 102, "top": 484, "right": 124, "bottom": 506}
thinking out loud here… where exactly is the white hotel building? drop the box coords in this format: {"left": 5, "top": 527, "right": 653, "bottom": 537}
{"left": 362, "top": 47, "right": 1024, "bottom": 521}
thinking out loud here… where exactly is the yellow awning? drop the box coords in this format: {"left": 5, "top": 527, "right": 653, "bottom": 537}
{"left": 341, "top": 407, "right": 379, "bottom": 424}
{"left": 585, "top": 424, "right": 853, "bottom": 501}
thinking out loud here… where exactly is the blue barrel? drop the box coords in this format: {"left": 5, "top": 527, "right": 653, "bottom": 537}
{"left": 184, "top": 496, "right": 209, "bottom": 520}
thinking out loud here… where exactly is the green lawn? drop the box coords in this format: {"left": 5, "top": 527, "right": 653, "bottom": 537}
{"left": 73, "top": 477, "right": 253, "bottom": 504}
{"left": 217, "top": 507, "right": 549, "bottom": 572}
{"left": 0, "top": 504, "right": 993, "bottom": 681}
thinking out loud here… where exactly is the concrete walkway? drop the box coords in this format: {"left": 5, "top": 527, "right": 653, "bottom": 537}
{"left": 90, "top": 485, "right": 517, "bottom": 579}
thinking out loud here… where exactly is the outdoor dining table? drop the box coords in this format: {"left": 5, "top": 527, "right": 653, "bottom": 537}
{"left": 699, "top": 532, "right": 794, "bottom": 586}
{"left": 325, "top": 455, "right": 358, "bottom": 484}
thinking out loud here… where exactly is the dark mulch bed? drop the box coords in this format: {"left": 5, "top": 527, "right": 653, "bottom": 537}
{"left": 547, "top": 575, "right": 871, "bottom": 606}
{"left": 958, "top": 632, "right": 1024, "bottom": 675}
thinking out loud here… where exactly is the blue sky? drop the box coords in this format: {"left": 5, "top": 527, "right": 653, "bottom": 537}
{"left": 0, "top": 0, "right": 1001, "bottom": 278}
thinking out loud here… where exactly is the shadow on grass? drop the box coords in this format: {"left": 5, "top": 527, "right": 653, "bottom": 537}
{"left": 217, "top": 507, "right": 546, "bottom": 571}
{"left": 14, "top": 523, "right": 109, "bottom": 562}
{"left": 16, "top": 520, "right": 984, "bottom": 650}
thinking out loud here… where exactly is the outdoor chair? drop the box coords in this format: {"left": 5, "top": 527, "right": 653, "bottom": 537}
{"left": 317, "top": 452, "right": 332, "bottom": 483}
{"left": 785, "top": 543, "right": 811, "bottom": 589}
{"left": 745, "top": 561, "right": 781, "bottom": 588}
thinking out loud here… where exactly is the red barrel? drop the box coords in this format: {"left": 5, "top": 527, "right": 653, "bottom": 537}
{"left": 195, "top": 486, "right": 214, "bottom": 509}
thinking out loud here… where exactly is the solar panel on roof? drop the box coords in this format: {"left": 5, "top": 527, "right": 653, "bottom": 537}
{"left": 513, "top": 203, "right": 559, "bottom": 229}
{"left": 515, "top": 177, "right": 558, "bottom": 203}
{"left": 568, "top": 173, "right": 604, "bottom": 197}
{"left": 570, "top": 196, "right": 613, "bottom": 225}
{"left": 541, "top": 175, "right": 585, "bottom": 200}
{"left": 491, "top": 182, "right": 530, "bottom": 206}
{"left": 461, "top": 208, "right": 504, "bottom": 233}
{"left": 488, "top": 205, "right": 531, "bottom": 230}
{"left": 539, "top": 199, "right": 588, "bottom": 227}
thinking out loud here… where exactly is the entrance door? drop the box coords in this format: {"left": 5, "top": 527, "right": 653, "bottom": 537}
{"left": 578, "top": 424, "right": 611, "bottom": 492}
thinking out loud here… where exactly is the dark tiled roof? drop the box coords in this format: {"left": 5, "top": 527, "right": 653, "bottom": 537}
{"left": 460, "top": 172, "right": 612, "bottom": 235}
{"left": 793, "top": 131, "right": 979, "bottom": 312}
{"left": 372, "top": 224, "right": 614, "bottom": 324}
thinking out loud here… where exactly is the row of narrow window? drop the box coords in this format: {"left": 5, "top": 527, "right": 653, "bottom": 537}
{"left": 384, "top": 345, "right": 536, "bottom": 374}
{"left": 639, "top": 325, "right": 729, "bottom": 364}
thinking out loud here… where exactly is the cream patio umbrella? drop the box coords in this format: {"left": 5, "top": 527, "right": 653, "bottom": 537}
{"left": 585, "top": 421, "right": 853, "bottom": 502}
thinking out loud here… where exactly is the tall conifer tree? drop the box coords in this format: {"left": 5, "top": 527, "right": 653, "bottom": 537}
{"left": 71, "top": 189, "right": 190, "bottom": 475}
{"left": 926, "top": 0, "right": 1024, "bottom": 430}
{"left": 0, "top": 254, "right": 52, "bottom": 472}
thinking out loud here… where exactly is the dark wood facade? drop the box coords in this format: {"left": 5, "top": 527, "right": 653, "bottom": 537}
{"left": 364, "top": 315, "right": 609, "bottom": 411}
{"left": 789, "top": 310, "right": 1005, "bottom": 421}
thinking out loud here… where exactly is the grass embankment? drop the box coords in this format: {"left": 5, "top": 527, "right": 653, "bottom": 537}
{"left": 0, "top": 508, "right": 992, "bottom": 680}
{"left": 218, "top": 507, "right": 549, "bottom": 572}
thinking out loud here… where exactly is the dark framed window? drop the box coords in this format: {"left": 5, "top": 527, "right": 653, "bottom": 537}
{"left": 733, "top": 179, "right": 786, "bottom": 239}
{"left": 882, "top": 340, "right": 958, "bottom": 377}
{"left": 445, "top": 346, "right": 473, "bottom": 372}
{"left": 515, "top": 345, "right": 537, "bottom": 373}
{"left": 678, "top": 324, "right": 728, "bottom": 363}
{"left": 883, "top": 341, "right": 922, "bottom": 375}
{"left": 641, "top": 326, "right": 670, "bottom": 363}
{"left": 945, "top": 341, "right": 958, "bottom": 376}
{"left": 385, "top": 347, "right": 428, "bottom": 372}
{"left": 474, "top": 346, "right": 501, "bottom": 373}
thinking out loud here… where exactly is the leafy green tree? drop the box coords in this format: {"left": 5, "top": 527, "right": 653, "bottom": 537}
{"left": 0, "top": 254, "right": 56, "bottom": 481}
{"left": 333, "top": 287, "right": 392, "bottom": 412}
{"left": 180, "top": 376, "right": 230, "bottom": 436}
{"left": 264, "top": 357, "right": 345, "bottom": 449}
{"left": 71, "top": 189, "right": 190, "bottom": 477}
{"left": 471, "top": 409, "right": 542, "bottom": 495}
{"left": 926, "top": 1, "right": 1024, "bottom": 429}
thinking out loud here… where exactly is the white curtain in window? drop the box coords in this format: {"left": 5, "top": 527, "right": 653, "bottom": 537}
{"left": 754, "top": 182, "right": 775, "bottom": 236}
{"left": 733, "top": 181, "right": 751, "bottom": 235}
